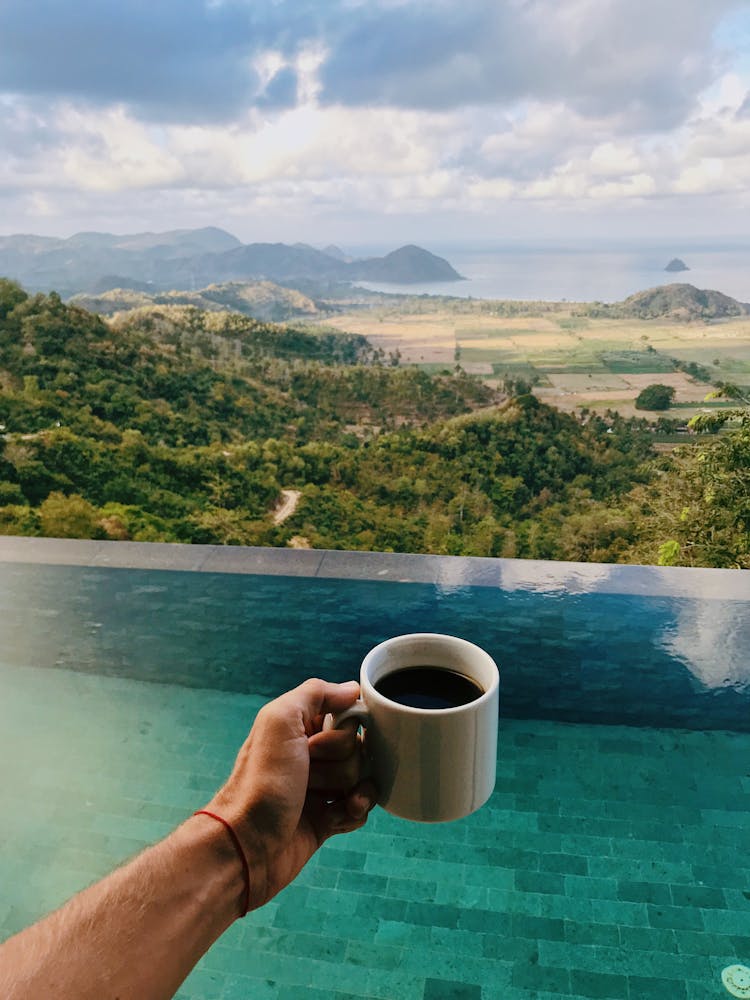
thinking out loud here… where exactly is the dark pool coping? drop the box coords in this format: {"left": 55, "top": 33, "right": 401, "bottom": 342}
{"left": 0, "top": 535, "right": 748, "bottom": 601}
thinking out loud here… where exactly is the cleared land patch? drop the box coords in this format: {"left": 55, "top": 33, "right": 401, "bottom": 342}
{"left": 310, "top": 305, "right": 749, "bottom": 417}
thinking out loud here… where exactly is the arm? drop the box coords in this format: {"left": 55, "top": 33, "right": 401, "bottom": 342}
{"left": 0, "top": 678, "right": 375, "bottom": 1000}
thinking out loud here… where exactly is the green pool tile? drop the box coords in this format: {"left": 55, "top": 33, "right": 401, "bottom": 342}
{"left": 336, "top": 869, "right": 388, "bottom": 895}
{"left": 457, "top": 907, "right": 511, "bottom": 935}
{"left": 278, "top": 931, "right": 349, "bottom": 963}
{"left": 563, "top": 920, "right": 620, "bottom": 947}
{"left": 375, "top": 919, "right": 432, "bottom": 948}
{"left": 387, "top": 876, "right": 441, "bottom": 902}
{"left": 423, "top": 979, "right": 482, "bottom": 1000}
{"left": 356, "top": 895, "right": 409, "bottom": 922}
{"left": 220, "top": 974, "right": 280, "bottom": 1000}
{"left": 540, "top": 853, "right": 588, "bottom": 876}
{"left": 320, "top": 912, "right": 381, "bottom": 944}
{"left": 306, "top": 885, "right": 360, "bottom": 915}
{"left": 434, "top": 882, "right": 490, "bottom": 909}
{"left": 618, "top": 924, "right": 677, "bottom": 953}
{"left": 406, "top": 901, "right": 461, "bottom": 929}
{"left": 343, "top": 940, "right": 405, "bottom": 972}
{"left": 700, "top": 908, "right": 750, "bottom": 935}
{"left": 317, "top": 846, "right": 367, "bottom": 870}
{"left": 569, "top": 968, "right": 627, "bottom": 998}
{"left": 537, "top": 896, "right": 594, "bottom": 922}
{"left": 482, "top": 932, "right": 542, "bottom": 963}
{"left": 591, "top": 899, "right": 649, "bottom": 927}
{"left": 511, "top": 913, "right": 566, "bottom": 941}
{"left": 178, "top": 967, "right": 227, "bottom": 999}
{"left": 618, "top": 881, "right": 672, "bottom": 905}
{"left": 366, "top": 969, "right": 426, "bottom": 1000}
{"left": 647, "top": 904, "right": 705, "bottom": 932}
{"left": 515, "top": 869, "right": 565, "bottom": 895}
{"left": 565, "top": 876, "right": 617, "bottom": 901}
{"left": 466, "top": 864, "right": 516, "bottom": 890}
{"left": 627, "top": 975, "right": 687, "bottom": 999}
{"left": 691, "top": 863, "right": 748, "bottom": 888}
{"left": 511, "top": 962, "right": 571, "bottom": 993}
{"left": 293, "top": 864, "right": 339, "bottom": 889}
{"left": 670, "top": 884, "right": 727, "bottom": 909}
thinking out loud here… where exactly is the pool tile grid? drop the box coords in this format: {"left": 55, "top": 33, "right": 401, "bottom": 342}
{"left": 2, "top": 664, "right": 749, "bottom": 1000}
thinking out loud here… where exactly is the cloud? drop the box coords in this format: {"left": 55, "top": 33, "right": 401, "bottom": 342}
{"left": 0, "top": 0, "right": 748, "bottom": 240}
{"left": 0, "top": 0, "right": 308, "bottom": 123}
{"left": 0, "top": 0, "right": 743, "bottom": 129}
{"left": 319, "top": 0, "right": 741, "bottom": 131}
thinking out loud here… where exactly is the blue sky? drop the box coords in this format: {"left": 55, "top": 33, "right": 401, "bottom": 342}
{"left": 1, "top": 0, "right": 749, "bottom": 245}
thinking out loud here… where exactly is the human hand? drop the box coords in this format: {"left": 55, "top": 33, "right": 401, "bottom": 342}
{"left": 204, "top": 678, "right": 376, "bottom": 911}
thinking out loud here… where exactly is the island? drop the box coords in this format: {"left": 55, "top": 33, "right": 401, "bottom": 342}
{"left": 665, "top": 257, "right": 689, "bottom": 272}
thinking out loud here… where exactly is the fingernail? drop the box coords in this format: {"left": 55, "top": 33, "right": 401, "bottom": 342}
{"left": 353, "top": 793, "right": 375, "bottom": 818}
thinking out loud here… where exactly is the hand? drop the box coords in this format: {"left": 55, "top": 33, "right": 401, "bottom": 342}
{"left": 204, "top": 678, "right": 376, "bottom": 910}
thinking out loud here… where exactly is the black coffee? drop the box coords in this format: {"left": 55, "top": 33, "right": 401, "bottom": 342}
{"left": 374, "top": 666, "right": 483, "bottom": 710}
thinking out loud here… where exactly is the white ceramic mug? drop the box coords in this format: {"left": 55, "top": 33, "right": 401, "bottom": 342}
{"left": 335, "top": 633, "right": 499, "bottom": 823}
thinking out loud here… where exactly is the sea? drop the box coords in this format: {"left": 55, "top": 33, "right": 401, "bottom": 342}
{"left": 350, "top": 241, "right": 750, "bottom": 304}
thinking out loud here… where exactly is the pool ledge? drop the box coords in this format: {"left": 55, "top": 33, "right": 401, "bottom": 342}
{"left": 0, "top": 535, "right": 748, "bottom": 601}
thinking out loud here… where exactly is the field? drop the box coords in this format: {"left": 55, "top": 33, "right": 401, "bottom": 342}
{"left": 310, "top": 303, "right": 750, "bottom": 418}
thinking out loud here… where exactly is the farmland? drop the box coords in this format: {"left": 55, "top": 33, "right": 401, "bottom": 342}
{"left": 310, "top": 303, "right": 750, "bottom": 419}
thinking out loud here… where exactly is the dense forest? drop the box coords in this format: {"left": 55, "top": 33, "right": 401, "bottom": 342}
{"left": 0, "top": 278, "right": 747, "bottom": 568}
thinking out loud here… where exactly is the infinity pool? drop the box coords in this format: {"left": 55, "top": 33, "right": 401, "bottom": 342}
{"left": 1, "top": 539, "right": 749, "bottom": 1000}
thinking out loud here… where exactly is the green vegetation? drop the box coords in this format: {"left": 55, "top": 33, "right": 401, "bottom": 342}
{"left": 1, "top": 278, "right": 748, "bottom": 568}
{"left": 635, "top": 384, "right": 676, "bottom": 410}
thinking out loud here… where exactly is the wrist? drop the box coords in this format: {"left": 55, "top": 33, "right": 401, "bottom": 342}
{"left": 182, "top": 813, "right": 249, "bottom": 925}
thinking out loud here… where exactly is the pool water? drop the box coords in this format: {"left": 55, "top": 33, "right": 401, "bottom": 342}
{"left": 1, "top": 547, "right": 749, "bottom": 999}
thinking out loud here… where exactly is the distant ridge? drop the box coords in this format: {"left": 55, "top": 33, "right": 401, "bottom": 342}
{"left": 0, "top": 227, "right": 462, "bottom": 296}
{"left": 70, "top": 280, "right": 319, "bottom": 322}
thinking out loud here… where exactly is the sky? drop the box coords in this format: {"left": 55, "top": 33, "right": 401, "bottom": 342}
{"left": 1, "top": 0, "right": 750, "bottom": 247}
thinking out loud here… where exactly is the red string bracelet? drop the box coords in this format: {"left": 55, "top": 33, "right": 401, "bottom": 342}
{"left": 193, "top": 810, "right": 251, "bottom": 918}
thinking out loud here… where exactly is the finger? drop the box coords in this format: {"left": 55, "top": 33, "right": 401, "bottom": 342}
{"left": 290, "top": 679, "right": 360, "bottom": 732}
{"left": 345, "top": 779, "right": 378, "bottom": 821}
{"left": 308, "top": 726, "right": 359, "bottom": 762}
{"left": 309, "top": 755, "right": 362, "bottom": 793}
{"left": 306, "top": 780, "right": 377, "bottom": 841}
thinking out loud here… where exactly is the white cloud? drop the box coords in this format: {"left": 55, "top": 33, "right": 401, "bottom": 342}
{"left": 0, "top": 1, "right": 748, "bottom": 239}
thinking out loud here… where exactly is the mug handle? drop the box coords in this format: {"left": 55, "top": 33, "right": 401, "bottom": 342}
{"left": 324, "top": 698, "right": 370, "bottom": 731}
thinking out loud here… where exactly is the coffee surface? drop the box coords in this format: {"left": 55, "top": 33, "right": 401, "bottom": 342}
{"left": 374, "top": 666, "right": 483, "bottom": 710}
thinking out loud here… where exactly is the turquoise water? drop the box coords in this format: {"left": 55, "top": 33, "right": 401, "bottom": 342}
{"left": 1, "top": 563, "right": 748, "bottom": 730}
{"left": 1, "top": 560, "right": 749, "bottom": 999}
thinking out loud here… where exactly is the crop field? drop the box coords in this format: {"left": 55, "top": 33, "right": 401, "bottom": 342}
{"left": 312, "top": 304, "right": 750, "bottom": 418}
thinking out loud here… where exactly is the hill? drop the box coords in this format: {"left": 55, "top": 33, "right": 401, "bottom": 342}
{"left": 349, "top": 245, "right": 464, "bottom": 284}
{"left": 0, "top": 229, "right": 462, "bottom": 296}
{"left": 1, "top": 278, "right": 747, "bottom": 568}
{"left": 69, "top": 280, "right": 320, "bottom": 322}
{"left": 583, "top": 283, "right": 750, "bottom": 321}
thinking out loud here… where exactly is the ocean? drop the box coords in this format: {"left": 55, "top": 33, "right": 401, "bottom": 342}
{"left": 352, "top": 241, "right": 750, "bottom": 304}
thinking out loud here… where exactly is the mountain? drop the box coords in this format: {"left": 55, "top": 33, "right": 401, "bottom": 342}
{"left": 0, "top": 228, "right": 462, "bottom": 296}
{"left": 619, "top": 283, "right": 749, "bottom": 320}
{"left": 350, "top": 245, "right": 464, "bottom": 283}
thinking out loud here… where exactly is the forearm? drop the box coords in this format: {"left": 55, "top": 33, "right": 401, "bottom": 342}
{"left": 0, "top": 813, "right": 243, "bottom": 1000}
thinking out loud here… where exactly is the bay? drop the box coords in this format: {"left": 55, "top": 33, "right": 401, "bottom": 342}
{"left": 353, "top": 242, "right": 750, "bottom": 304}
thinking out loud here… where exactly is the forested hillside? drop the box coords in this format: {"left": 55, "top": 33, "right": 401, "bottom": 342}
{"left": 0, "top": 278, "right": 747, "bottom": 567}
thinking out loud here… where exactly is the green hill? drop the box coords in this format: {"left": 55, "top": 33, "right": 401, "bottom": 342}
{"left": 0, "top": 277, "right": 747, "bottom": 568}
{"left": 585, "top": 283, "right": 750, "bottom": 321}
{"left": 70, "top": 280, "right": 321, "bottom": 322}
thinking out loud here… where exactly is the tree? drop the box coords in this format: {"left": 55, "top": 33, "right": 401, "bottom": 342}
{"left": 0, "top": 278, "right": 27, "bottom": 321}
{"left": 635, "top": 384, "right": 675, "bottom": 410}
{"left": 38, "top": 492, "right": 101, "bottom": 539}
